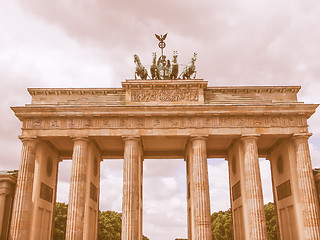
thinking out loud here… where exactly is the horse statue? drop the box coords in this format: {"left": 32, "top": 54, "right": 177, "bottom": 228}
{"left": 150, "top": 52, "right": 159, "bottom": 79}
{"left": 134, "top": 54, "right": 148, "bottom": 80}
{"left": 169, "top": 51, "right": 179, "bottom": 79}
{"left": 181, "top": 53, "right": 197, "bottom": 79}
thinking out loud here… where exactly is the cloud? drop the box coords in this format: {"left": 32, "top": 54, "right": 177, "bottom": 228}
{"left": 56, "top": 160, "right": 72, "bottom": 203}
{"left": 208, "top": 159, "right": 231, "bottom": 212}
{"left": 143, "top": 159, "right": 188, "bottom": 239}
{"left": 259, "top": 159, "right": 274, "bottom": 204}
{"left": 99, "top": 160, "right": 123, "bottom": 212}
{"left": 2, "top": 1, "right": 320, "bottom": 239}
{"left": 309, "top": 142, "right": 320, "bottom": 168}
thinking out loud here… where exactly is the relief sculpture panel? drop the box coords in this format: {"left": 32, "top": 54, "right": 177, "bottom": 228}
{"left": 131, "top": 89, "right": 199, "bottom": 102}
{"left": 24, "top": 115, "right": 307, "bottom": 130}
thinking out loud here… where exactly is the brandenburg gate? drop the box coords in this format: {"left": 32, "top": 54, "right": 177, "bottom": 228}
{"left": 6, "top": 34, "right": 320, "bottom": 240}
{"left": 8, "top": 78, "right": 320, "bottom": 239}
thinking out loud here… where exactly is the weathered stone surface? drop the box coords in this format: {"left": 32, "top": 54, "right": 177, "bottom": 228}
{"left": 293, "top": 134, "right": 320, "bottom": 239}
{"left": 122, "top": 137, "right": 143, "bottom": 240}
{"left": 188, "top": 136, "right": 212, "bottom": 240}
{"left": 9, "top": 138, "right": 37, "bottom": 240}
{"left": 8, "top": 79, "right": 320, "bottom": 240}
{"left": 241, "top": 135, "right": 268, "bottom": 239}
{"left": 66, "top": 138, "right": 89, "bottom": 240}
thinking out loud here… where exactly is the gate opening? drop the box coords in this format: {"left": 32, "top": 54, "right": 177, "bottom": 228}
{"left": 143, "top": 159, "right": 187, "bottom": 240}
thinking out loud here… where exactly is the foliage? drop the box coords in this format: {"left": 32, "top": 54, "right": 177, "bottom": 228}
{"left": 264, "top": 202, "right": 277, "bottom": 240}
{"left": 53, "top": 202, "right": 149, "bottom": 240}
{"left": 53, "top": 201, "right": 277, "bottom": 240}
{"left": 98, "top": 210, "right": 122, "bottom": 240}
{"left": 211, "top": 209, "right": 233, "bottom": 240}
{"left": 210, "top": 202, "right": 277, "bottom": 240}
{"left": 53, "top": 202, "right": 68, "bottom": 240}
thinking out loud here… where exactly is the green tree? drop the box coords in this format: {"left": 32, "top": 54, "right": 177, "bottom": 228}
{"left": 211, "top": 209, "right": 233, "bottom": 240}
{"left": 53, "top": 202, "right": 149, "bottom": 240}
{"left": 98, "top": 210, "right": 122, "bottom": 240}
{"left": 53, "top": 202, "right": 68, "bottom": 240}
{"left": 210, "top": 202, "right": 278, "bottom": 240}
{"left": 264, "top": 202, "right": 277, "bottom": 240}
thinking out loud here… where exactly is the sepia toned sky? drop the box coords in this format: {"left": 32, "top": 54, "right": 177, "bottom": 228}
{"left": 1, "top": 0, "right": 320, "bottom": 239}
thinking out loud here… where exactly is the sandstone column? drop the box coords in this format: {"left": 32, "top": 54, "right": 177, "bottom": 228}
{"left": 122, "top": 137, "right": 142, "bottom": 240}
{"left": 241, "top": 135, "right": 267, "bottom": 240}
{"left": 190, "top": 136, "right": 212, "bottom": 240}
{"left": 66, "top": 138, "right": 89, "bottom": 240}
{"left": 9, "top": 137, "right": 38, "bottom": 240}
{"left": 292, "top": 133, "right": 320, "bottom": 239}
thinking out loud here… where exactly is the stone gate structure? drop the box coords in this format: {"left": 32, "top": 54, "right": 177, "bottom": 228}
{"left": 8, "top": 79, "right": 320, "bottom": 239}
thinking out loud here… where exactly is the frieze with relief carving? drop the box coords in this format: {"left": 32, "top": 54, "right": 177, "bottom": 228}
{"left": 131, "top": 89, "right": 199, "bottom": 102}
{"left": 24, "top": 115, "right": 307, "bottom": 130}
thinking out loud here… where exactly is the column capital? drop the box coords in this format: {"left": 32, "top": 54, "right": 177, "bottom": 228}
{"left": 190, "top": 135, "right": 208, "bottom": 141}
{"left": 241, "top": 134, "right": 260, "bottom": 141}
{"left": 72, "top": 136, "right": 90, "bottom": 142}
{"left": 18, "top": 136, "right": 38, "bottom": 143}
{"left": 122, "top": 136, "right": 141, "bottom": 142}
{"left": 314, "top": 172, "right": 320, "bottom": 182}
{"left": 0, "top": 179, "right": 13, "bottom": 195}
{"left": 292, "top": 133, "right": 312, "bottom": 140}
{"left": 0, "top": 176, "right": 17, "bottom": 185}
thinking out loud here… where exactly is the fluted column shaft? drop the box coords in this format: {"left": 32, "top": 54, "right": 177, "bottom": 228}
{"left": 241, "top": 135, "right": 267, "bottom": 240}
{"left": 293, "top": 134, "right": 320, "bottom": 239}
{"left": 9, "top": 137, "right": 37, "bottom": 240}
{"left": 122, "top": 137, "right": 141, "bottom": 240}
{"left": 190, "top": 136, "right": 212, "bottom": 240}
{"left": 66, "top": 138, "right": 89, "bottom": 240}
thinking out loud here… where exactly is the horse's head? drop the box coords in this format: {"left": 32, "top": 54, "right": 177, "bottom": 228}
{"left": 192, "top": 53, "right": 197, "bottom": 62}
{"left": 133, "top": 54, "right": 140, "bottom": 64}
{"left": 152, "top": 52, "right": 157, "bottom": 64}
{"left": 172, "top": 51, "right": 178, "bottom": 63}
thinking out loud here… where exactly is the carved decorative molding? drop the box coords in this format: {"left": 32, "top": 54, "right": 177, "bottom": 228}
{"left": 131, "top": 89, "right": 199, "bottom": 102}
{"left": 24, "top": 115, "right": 308, "bottom": 130}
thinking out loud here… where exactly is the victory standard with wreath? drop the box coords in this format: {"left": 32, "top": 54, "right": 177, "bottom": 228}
{"left": 134, "top": 33, "right": 197, "bottom": 80}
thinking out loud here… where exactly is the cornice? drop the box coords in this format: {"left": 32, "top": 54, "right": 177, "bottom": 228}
{"left": 11, "top": 103, "right": 318, "bottom": 119}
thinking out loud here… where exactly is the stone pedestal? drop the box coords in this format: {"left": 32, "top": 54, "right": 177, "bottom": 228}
{"left": 122, "top": 137, "right": 142, "bottom": 240}
{"left": 189, "top": 136, "right": 212, "bottom": 240}
{"left": 66, "top": 138, "right": 89, "bottom": 240}
{"left": 241, "top": 135, "right": 267, "bottom": 240}
{"left": 9, "top": 137, "right": 37, "bottom": 240}
{"left": 293, "top": 134, "right": 320, "bottom": 239}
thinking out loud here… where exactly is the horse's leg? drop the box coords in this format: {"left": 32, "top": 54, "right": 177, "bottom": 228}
{"left": 143, "top": 69, "right": 148, "bottom": 79}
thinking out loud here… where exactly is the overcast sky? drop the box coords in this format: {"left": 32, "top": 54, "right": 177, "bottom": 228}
{"left": 1, "top": 1, "right": 320, "bottom": 239}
